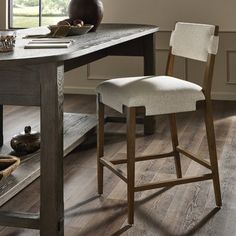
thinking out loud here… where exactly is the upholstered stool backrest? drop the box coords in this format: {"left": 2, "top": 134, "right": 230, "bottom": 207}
{"left": 170, "top": 22, "right": 219, "bottom": 62}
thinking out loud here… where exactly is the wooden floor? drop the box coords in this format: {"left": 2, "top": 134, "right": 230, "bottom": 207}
{"left": 0, "top": 94, "right": 236, "bottom": 236}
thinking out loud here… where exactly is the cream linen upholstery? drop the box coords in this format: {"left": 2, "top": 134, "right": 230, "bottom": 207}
{"left": 170, "top": 22, "right": 219, "bottom": 61}
{"left": 96, "top": 76, "right": 205, "bottom": 115}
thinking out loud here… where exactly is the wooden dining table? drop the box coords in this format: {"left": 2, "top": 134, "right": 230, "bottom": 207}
{"left": 0, "top": 23, "right": 159, "bottom": 235}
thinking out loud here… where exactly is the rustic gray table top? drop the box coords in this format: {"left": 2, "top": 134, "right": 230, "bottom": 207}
{"left": 0, "top": 24, "right": 159, "bottom": 65}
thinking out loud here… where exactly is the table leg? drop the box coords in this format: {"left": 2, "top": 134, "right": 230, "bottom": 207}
{"left": 0, "top": 105, "right": 3, "bottom": 147}
{"left": 39, "top": 63, "right": 64, "bottom": 236}
{"left": 143, "top": 34, "right": 156, "bottom": 135}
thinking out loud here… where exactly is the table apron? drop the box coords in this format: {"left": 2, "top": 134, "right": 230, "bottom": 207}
{"left": 64, "top": 36, "right": 146, "bottom": 72}
{"left": 0, "top": 65, "right": 40, "bottom": 106}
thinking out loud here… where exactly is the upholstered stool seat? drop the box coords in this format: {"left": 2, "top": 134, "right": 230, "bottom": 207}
{"left": 96, "top": 76, "right": 205, "bottom": 115}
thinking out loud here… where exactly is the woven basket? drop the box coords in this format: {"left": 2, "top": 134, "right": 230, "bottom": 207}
{"left": 0, "top": 155, "right": 20, "bottom": 180}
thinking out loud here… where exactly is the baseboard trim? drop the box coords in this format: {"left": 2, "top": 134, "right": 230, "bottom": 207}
{"left": 64, "top": 86, "right": 96, "bottom": 95}
{"left": 64, "top": 86, "right": 236, "bottom": 101}
{"left": 212, "top": 92, "right": 236, "bottom": 101}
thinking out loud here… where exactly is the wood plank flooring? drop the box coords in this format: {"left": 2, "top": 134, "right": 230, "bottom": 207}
{"left": 0, "top": 94, "right": 235, "bottom": 236}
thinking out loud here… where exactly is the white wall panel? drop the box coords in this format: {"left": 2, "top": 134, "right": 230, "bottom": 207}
{"left": 102, "top": 0, "right": 236, "bottom": 31}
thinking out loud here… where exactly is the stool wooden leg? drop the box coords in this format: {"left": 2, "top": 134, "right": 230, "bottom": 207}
{"left": 97, "top": 99, "right": 105, "bottom": 195}
{"left": 169, "top": 114, "right": 182, "bottom": 178}
{"left": 204, "top": 101, "right": 222, "bottom": 207}
{"left": 127, "top": 107, "right": 136, "bottom": 225}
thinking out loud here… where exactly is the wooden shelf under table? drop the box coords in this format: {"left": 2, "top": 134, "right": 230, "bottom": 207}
{"left": 0, "top": 113, "right": 97, "bottom": 206}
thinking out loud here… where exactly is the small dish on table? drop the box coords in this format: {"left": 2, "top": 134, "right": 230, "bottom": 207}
{"left": 48, "top": 24, "right": 94, "bottom": 37}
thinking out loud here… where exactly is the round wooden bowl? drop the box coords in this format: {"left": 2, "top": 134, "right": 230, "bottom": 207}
{"left": 0, "top": 155, "right": 20, "bottom": 180}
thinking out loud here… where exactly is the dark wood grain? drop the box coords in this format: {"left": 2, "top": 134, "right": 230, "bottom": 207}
{"left": 39, "top": 62, "right": 64, "bottom": 235}
{"left": 0, "top": 65, "right": 40, "bottom": 106}
{"left": 0, "top": 24, "right": 159, "bottom": 66}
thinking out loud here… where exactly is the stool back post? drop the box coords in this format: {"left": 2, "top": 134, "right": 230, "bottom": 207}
{"left": 202, "top": 26, "right": 222, "bottom": 207}
{"left": 202, "top": 26, "right": 219, "bottom": 101}
{"left": 165, "top": 48, "right": 175, "bottom": 76}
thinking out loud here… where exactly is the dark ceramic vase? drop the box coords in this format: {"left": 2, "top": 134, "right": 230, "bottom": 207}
{"left": 68, "top": 0, "right": 104, "bottom": 32}
{"left": 10, "top": 126, "right": 40, "bottom": 156}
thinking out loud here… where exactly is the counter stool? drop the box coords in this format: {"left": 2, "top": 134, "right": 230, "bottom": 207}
{"left": 96, "top": 22, "right": 222, "bottom": 225}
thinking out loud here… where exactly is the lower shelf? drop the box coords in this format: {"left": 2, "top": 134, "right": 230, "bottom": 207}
{"left": 0, "top": 113, "right": 97, "bottom": 206}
